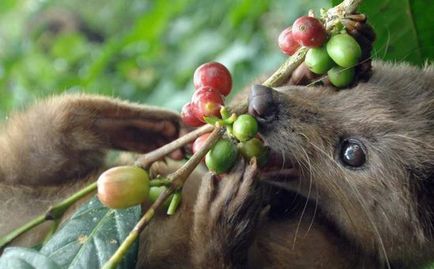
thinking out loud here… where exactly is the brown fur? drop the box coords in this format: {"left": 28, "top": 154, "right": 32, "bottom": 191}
{"left": 261, "top": 62, "right": 434, "bottom": 267}
{"left": 0, "top": 61, "right": 433, "bottom": 268}
{"left": 0, "top": 94, "right": 181, "bottom": 245}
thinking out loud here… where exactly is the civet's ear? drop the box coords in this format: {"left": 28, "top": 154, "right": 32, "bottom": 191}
{"left": 0, "top": 94, "right": 181, "bottom": 186}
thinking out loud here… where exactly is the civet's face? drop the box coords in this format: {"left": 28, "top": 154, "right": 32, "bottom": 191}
{"left": 248, "top": 62, "right": 434, "bottom": 263}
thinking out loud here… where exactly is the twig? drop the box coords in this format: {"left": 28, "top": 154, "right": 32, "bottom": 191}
{"left": 149, "top": 178, "right": 171, "bottom": 187}
{"left": 325, "top": 0, "right": 363, "bottom": 30}
{"left": 135, "top": 124, "right": 214, "bottom": 169}
{"left": 262, "top": 47, "right": 308, "bottom": 88}
{"left": 102, "top": 125, "right": 225, "bottom": 269}
{"left": 0, "top": 182, "right": 97, "bottom": 249}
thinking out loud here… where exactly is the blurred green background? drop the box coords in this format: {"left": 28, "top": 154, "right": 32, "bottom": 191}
{"left": 0, "top": 0, "right": 432, "bottom": 118}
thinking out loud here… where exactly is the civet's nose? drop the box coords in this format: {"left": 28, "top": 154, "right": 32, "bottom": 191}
{"left": 248, "top": 84, "right": 276, "bottom": 123}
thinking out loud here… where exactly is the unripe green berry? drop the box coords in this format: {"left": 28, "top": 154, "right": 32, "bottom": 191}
{"left": 148, "top": 186, "right": 173, "bottom": 209}
{"left": 327, "top": 66, "right": 355, "bottom": 88}
{"left": 233, "top": 114, "right": 258, "bottom": 142}
{"left": 305, "top": 47, "right": 335, "bottom": 74}
{"left": 326, "top": 34, "right": 361, "bottom": 68}
{"left": 238, "top": 138, "right": 268, "bottom": 165}
{"left": 205, "top": 139, "right": 238, "bottom": 174}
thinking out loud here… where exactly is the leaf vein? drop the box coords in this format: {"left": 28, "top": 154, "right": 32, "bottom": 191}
{"left": 67, "top": 209, "right": 114, "bottom": 269}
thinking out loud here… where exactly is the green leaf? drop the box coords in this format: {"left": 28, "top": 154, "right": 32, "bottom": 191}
{"left": 423, "top": 262, "right": 434, "bottom": 269}
{"left": 40, "top": 196, "right": 140, "bottom": 269}
{"left": 0, "top": 247, "right": 60, "bottom": 269}
{"left": 331, "top": 0, "right": 434, "bottom": 65}
{"left": 50, "top": 33, "right": 88, "bottom": 64}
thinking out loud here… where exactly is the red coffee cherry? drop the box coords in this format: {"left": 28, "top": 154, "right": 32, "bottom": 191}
{"left": 97, "top": 166, "right": 150, "bottom": 209}
{"left": 192, "top": 86, "right": 224, "bottom": 121}
{"left": 292, "top": 16, "right": 327, "bottom": 48}
{"left": 181, "top": 102, "right": 203, "bottom": 127}
{"left": 192, "top": 133, "right": 211, "bottom": 154}
{"left": 193, "top": 62, "right": 232, "bottom": 96}
{"left": 278, "top": 27, "right": 301, "bottom": 55}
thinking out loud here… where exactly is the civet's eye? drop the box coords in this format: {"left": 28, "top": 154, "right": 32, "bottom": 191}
{"left": 340, "top": 138, "right": 366, "bottom": 168}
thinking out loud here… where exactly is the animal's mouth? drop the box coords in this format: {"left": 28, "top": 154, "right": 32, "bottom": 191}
{"left": 259, "top": 146, "right": 329, "bottom": 225}
{"left": 259, "top": 140, "right": 302, "bottom": 191}
{"left": 257, "top": 145, "right": 349, "bottom": 253}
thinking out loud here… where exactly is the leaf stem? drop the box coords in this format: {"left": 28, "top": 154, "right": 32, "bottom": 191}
{"left": 167, "top": 191, "right": 182, "bottom": 215}
{"left": 46, "top": 182, "right": 97, "bottom": 220}
{"left": 42, "top": 219, "right": 61, "bottom": 244}
{"left": 102, "top": 125, "right": 225, "bottom": 269}
{"left": 0, "top": 215, "right": 46, "bottom": 249}
{"left": 0, "top": 182, "right": 97, "bottom": 249}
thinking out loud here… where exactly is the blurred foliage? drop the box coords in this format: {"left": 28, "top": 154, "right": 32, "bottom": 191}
{"left": 0, "top": 0, "right": 432, "bottom": 119}
{"left": 0, "top": 0, "right": 330, "bottom": 118}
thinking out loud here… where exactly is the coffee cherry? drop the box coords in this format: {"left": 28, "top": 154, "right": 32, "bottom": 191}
{"left": 305, "top": 47, "right": 335, "bottom": 74}
{"left": 97, "top": 166, "right": 150, "bottom": 209}
{"left": 149, "top": 186, "right": 173, "bottom": 208}
{"left": 233, "top": 114, "right": 258, "bottom": 142}
{"left": 205, "top": 139, "right": 238, "bottom": 174}
{"left": 292, "top": 16, "right": 327, "bottom": 48}
{"left": 192, "top": 86, "right": 224, "bottom": 121}
{"left": 327, "top": 66, "right": 355, "bottom": 88}
{"left": 278, "top": 27, "right": 301, "bottom": 55}
{"left": 192, "top": 133, "right": 211, "bottom": 154}
{"left": 181, "top": 103, "right": 203, "bottom": 127}
{"left": 194, "top": 62, "right": 232, "bottom": 96}
{"left": 326, "top": 34, "right": 361, "bottom": 68}
{"left": 238, "top": 137, "right": 268, "bottom": 165}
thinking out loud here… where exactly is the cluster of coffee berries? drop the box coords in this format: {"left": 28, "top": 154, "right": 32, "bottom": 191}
{"left": 96, "top": 62, "right": 267, "bottom": 209}
{"left": 182, "top": 62, "right": 268, "bottom": 174}
{"left": 278, "top": 16, "right": 362, "bottom": 88}
{"left": 181, "top": 62, "right": 232, "bottom": 126}
{"left": 194, "top": 113, "right": 267, "bottom": 174}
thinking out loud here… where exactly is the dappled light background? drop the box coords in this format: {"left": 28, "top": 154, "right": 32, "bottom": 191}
{"left": 0, "top": 0, "right": 329, "bottom": 118}
{"left": 1, "top": 0, "right": 432, "bottom": 119}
